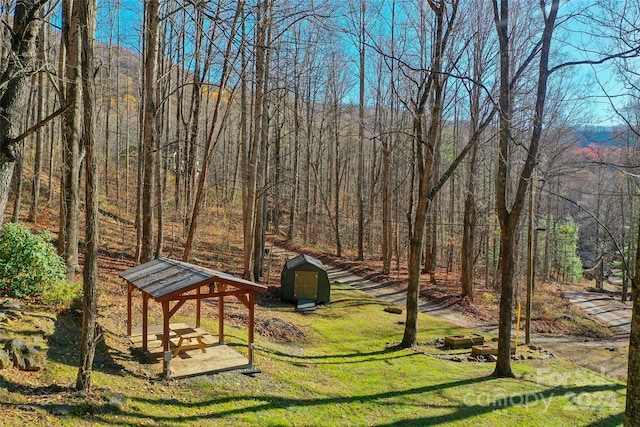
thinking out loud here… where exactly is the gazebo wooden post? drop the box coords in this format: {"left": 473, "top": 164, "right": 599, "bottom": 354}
{"left": 196, "top": 286, "right": 201, "bottom": 328}
{"left": 142, "top": 293, "right": 149, "bottom": 351}
{"left": 219, "top": 283, "right": 225, "bottom": 344}
{"left": 162, "top": 301, "right": 171, "bottom": 377}
{"left": 248, "top": 292, "right": 255, "bottom": 366}
{"left": 127, "top": 282, "right": 133, "bottom": 336}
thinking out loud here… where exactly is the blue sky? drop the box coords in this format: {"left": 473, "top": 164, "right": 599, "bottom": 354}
{"left": 93, "top": 0, "right": 628, "bottom": 127}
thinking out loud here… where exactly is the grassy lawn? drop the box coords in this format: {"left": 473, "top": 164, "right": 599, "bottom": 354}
{"left": 0, "top": 283, "right": 626, "bottom": 426}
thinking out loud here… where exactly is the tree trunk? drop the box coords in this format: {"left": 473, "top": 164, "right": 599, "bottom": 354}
{"left": 253, "top": 12, "right": 273, "bottom": 279}
{"left": 183, "top": 5, "right": 205, "bottom": 232}
{"left": 461, "top": 93, "right": 481, "bottom": 298}
{"left": 381, "top": 0, "right": 397, "bottom": 275}
{"left": 12, "top": 144, "right": 23, "bottom": 222}
{"left": 0, "top": 1, "right": 46, "bottom": 226}
{"left": 401, "top": 1, "right": 456, "bottom": 348}
{"left": 29, "top": 22, "right": 47, "bottom": 223}
{"left": 62, "top": 0, "right": 82, "bottom": 280}
{"left": 140, "top": 0, "right": 160, "bottom": 263}
{"left": 242, "top": 1, "right": 262, "bottom": 280}
{"left": 287, "top": 64, "right": 300, "bottom": 240}
{"left": 76, "top": 0, "right": 98, "bottom": 392}
{"left": 625, "top": 216, "right": 640, "bottom": 424}
{"left": 492, "top": 0, "right": 558, "bottom": 378}
{"left": 333, "top": 101, "right": 342, "bottom": 258}
{"left": 460, "top": 142, "right": 478, "bottom": 299}
{"left": 356, "top": 0, "right": 366, "bottom": 261}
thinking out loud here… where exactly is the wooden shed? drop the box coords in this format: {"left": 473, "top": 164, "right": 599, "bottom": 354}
{"left": 280, "top": 254, "right": 330, "bottom": 304}
{"left": 120, "top": 257, "right": 267, "bottom": 378}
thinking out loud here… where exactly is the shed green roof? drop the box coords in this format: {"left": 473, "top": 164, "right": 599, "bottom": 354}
{"left": 284, "top": 254, "right": 325, "bottom": 271}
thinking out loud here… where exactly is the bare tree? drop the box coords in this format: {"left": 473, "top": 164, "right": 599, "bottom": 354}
{"left": 356, "top": 0, "right": 366, "bottom": 260}
{"left": 76, "top": 0, "right": 99, "bottom": 391}
{"left": 183, "top": 0, "right": 244, "bottom": 262}
{"left": 139, "top": 0, "right": 160, "bottom": 263}
{"left": 460, "top": 0, "right": 493, "bottom": 300}
{"left": 28, "top": 13, "right": 48, "bottom": 223}
{"left": 491, "top": 0, "right": 559, "bottom": 377}
{"left": 242, "top": 0, "right": 273, "bottom": 280}
{"left": 60, "top": 0, "right": 84, "bottom": 279}
{"left": 400, "top": 0, "right": 459, "bottom": 348}
{"left": 0, "top": 1, "right": 48, "bottom": 226}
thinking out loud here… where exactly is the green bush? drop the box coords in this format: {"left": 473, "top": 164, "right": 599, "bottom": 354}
{"left": 41, "top": 281, "right": 83, "bottom": 312}
{"left": 0, "top": 222, "right": 66, "bottom": 298}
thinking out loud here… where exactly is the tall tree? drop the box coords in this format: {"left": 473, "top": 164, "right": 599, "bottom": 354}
{"left": 139, "top": 0, "right": 160, "bottom": 263}
{"left": 183, "top": 0, "right": 244, "bottom": 262}
{"left": 76, "top": 0, "right": 98, "bottom": 391}
{"left": 0, "top": 1, "right": 47, "bottom": 225}
{"left": 400, "top": 0, "right": 459, "bottom": 348}
{"left": 491, "top": 0, "right": 559, "bottom": 377}
{"left": 242, "top": 0, "right": 273, "bottom": 280}
{"left": 252, "top": 6, "right": 274, "bottom": 280}
{"left": 380, "top": 0, "right": 398, "bottom": 275}
{"left": 28, "top": 13, "right": 48, "bottom": 223}
{"left": 460, "top": 0, "right": 492, "bottom": 300}
{"left": 356, "top": 0, "right": 366, "bottom": 260}
{"left": 60, "top": 0, "right": 83, "bottom": 279}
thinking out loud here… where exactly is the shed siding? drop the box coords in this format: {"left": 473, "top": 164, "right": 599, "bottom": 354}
{"left": 281, "top": 254, "right": 330, "bottom": 304}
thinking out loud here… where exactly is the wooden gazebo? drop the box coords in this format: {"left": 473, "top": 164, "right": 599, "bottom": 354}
{"left": 120, "top": 257, "right": 267, "bottom": 378}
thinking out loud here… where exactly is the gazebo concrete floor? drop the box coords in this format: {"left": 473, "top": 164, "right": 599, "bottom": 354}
{"left": 129, "top": 322, "right": 250, "bottom": 378}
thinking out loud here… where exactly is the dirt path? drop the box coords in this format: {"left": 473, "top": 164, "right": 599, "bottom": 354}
{"left": 267, "top": 245, "right": 630, "bottom": 381}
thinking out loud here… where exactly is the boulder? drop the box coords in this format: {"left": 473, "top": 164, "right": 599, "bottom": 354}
{"left": 5, "top": 338, "right": 46, "bottom": 371}
{"left": 106, "top": 392, "right": 127, "bottom": 412}
{"left": 0, "top": 300, "right": 21, "bottom": 311}
{"left": 0, "top": 300, "right": 23, "bottom": 321}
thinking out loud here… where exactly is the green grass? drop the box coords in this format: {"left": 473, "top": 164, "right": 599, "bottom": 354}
{"left": 0, "top": 283, "right": 626, "bottom": 426}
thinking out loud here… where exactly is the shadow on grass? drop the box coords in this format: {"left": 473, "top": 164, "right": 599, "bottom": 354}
{"left": 329, "top": 297, "right": 390, "bottom": 308}
{"left": 0, "top": 374, "right": 71, "bottom": 395}
{"left": 257, "top": 342, "right": 421, "bottom": 366}
{"left": 372, "top": 382, "right": 626, "bottom": 426}
{"left": 32, "top": 376, "right": 621, "bottom": 426}
{"left": 0, "top": 379, "right": 129, "bottom": 419}
{"left": 99, "top": 375, "right": 492, "bottom": 425}
{"left": 582, "top": 412, "right": 625, "bottom": 426}
{"left": 46, "top": 309, "right": 148, "bottom": 380}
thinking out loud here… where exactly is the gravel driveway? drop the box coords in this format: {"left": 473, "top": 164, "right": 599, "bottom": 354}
{"left": 562, "top": 290, "right": 631, "bottom": 336}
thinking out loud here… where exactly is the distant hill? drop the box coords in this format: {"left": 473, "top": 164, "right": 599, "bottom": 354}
{"left": 574, "top": 126, "right": 625, "bottom": 147}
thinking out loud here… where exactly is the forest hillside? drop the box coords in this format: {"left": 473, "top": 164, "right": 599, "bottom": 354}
{"left": 1, "top": 0, "right": 640, "bottom": 424}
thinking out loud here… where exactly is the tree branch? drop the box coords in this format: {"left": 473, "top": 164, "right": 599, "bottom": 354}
{"left": 549, "top": 45, "right": 640, "bottom": 74}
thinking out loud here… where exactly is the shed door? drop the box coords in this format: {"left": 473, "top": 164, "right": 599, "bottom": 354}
{"left": 294, "top": 271, "right": 318, "bottom": 299}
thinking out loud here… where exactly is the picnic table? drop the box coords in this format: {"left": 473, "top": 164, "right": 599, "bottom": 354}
{"left": 171, "top": 327, "right": 207, "bottom": 356}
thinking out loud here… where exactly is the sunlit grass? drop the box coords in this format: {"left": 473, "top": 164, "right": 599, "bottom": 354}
{"left": 0, "top": 283, "right": 626, "bottom": 426}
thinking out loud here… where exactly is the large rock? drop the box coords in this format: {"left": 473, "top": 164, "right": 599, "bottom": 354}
{"left": 0, "top": 300, "right": 21, "bottom": 311}
{"left": 4, "top": 338, "right": 46, "bottom": 371}
{"left": 0, "top": 300, "right": 22, "bottom": 321}
{"left": 106, "top": 392, "right": 127, "bottom": 412}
